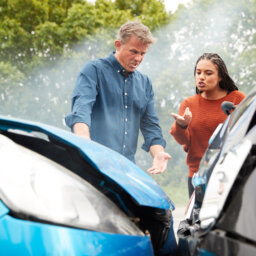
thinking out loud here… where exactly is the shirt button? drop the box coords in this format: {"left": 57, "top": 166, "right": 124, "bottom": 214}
{"left": 125, "top": 105, "right": 128, "bottom": 108}
{"left": 124, "top": 80, "right": 127, "bottom": 83}
{"left": 125, "top": 118, "right": 128, "bottom": 122}
{"left": 123, "top": 145, "right": 126, "bottom": 148}
{"left": 125, "top": 131, "right": 127, "bottom": 135}
{"left": 124, "top": 92, "right": 128, "bottom": 96}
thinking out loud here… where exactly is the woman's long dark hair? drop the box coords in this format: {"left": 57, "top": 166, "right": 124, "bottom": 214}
{"left": 194, "top": 53, "right": 238, "bottom": 94}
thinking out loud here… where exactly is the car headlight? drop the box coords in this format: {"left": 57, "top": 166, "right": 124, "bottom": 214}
{"left": 0, "top": 134, "right": 143, "bottom": 236}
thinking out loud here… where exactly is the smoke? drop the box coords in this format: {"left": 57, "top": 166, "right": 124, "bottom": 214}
{"left": 141, "top": 0, "right": 255, "bottom": 105}
{"left": 2, "top": 1, "right": 254, "bottom": 125}
{"left": 0, "top": 0, "right": 255, "bottom": 175}
{"left": 0, "top": 30, "right": 116, "bottom": 128}
{"left": 135, "top": 0, "right": 255, "bottom": 172}
{"left": 1, "top": 2, "right": 254, "bottom": 133}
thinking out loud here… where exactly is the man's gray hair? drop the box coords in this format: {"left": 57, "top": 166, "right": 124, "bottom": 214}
{"left": 117, "top": 21, "right": 156, "bottom": 45}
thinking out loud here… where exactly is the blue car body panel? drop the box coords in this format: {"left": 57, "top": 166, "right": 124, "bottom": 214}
{"left": 0, "top": 201, "right": 153, "bottom": 256}
{"left": 0, "top": 116, "right": 174, "bottom": 210}
{"left": 0, "top": 202, "right": 9, "bottom": 218}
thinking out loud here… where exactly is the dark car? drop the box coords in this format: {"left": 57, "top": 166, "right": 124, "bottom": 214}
{"left": 0, "top": 116, "right": 177, "bottom": 256}
{"left": 177, "top": 87, "right": 256, "bottom": 256}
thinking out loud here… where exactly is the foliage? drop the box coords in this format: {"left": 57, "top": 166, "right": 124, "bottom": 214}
{"left": 0, "top": 0, "right": 169, "bottom": 75}
{"left": 0, "top": 0, "right": 170, "bottom": 123}
{"left": 0, "top": 0, "right": 171, "bottom": 131}
{"left": 0, "top": 61, "right": 25, "bottom": 97}
{"left": 115, "top": 0, "right": 170, "bottom": 29}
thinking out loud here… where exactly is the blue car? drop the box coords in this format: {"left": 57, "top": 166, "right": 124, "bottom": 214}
{"left": 0, "top": 116, "right": 177, "bottom": 256}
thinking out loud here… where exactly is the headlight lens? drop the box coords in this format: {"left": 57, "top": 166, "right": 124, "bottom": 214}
{"left": 0, "top": 134, "right": 143, "bottom": 236}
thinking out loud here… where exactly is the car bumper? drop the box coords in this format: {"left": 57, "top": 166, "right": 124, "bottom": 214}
{"left": 0, "top": 207, "right": 153, "bottom": 256}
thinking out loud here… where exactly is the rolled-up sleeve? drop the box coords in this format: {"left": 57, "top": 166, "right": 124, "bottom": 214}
{"left": 140, "top": 83, "right": 166, "bottom": 152}
{"left": 65, "top": 63, "right": 98, "bottom": 129}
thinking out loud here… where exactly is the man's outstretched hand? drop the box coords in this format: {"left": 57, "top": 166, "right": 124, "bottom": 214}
{"left": 147, "top": 151, "right": 171, "bottom": 174}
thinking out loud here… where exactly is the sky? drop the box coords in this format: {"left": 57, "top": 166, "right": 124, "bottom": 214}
{"left": 164, "top": 0, "right": 192, "bottom": 13}
{"left": 87, "top": 0, "right": 192, "bottom": 13}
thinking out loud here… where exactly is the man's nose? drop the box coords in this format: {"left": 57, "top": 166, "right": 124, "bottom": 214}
{"left": 135, "top": 54, "right": 143, "bottom": 62}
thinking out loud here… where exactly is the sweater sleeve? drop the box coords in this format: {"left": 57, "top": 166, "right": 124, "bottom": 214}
{"left": 233, "top": 91, "right": 246, "bottom": 105}
{"left": 169, "top": 99, "right": 191, "bottom": 152}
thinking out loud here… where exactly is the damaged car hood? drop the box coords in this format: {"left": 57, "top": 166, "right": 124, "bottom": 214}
{"left": 0, "top": 116, "right": 174, "bottom": 211}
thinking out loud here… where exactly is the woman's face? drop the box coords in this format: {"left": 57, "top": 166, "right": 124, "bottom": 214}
{"left": 195, "top": 59, "right": 222, "bottom": 93}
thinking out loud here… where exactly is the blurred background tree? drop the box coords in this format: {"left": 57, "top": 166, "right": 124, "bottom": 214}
{"left": 0, "top": 0, "right": 255, "bottom": 205}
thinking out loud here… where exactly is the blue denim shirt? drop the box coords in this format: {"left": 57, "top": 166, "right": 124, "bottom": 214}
{"left": 65, "top": 53, "right": 166, "bottom": 162}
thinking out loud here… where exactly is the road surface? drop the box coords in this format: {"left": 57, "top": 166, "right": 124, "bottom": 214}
{"left": 173, "top": 206, "right": 186, "bottom": 241}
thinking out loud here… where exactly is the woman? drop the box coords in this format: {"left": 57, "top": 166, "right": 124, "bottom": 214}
{"left": 170, "top": 53, "right": 245, "bottom": 198}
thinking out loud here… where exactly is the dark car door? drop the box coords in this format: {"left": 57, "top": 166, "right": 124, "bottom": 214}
{"left": 198, "top": 128, "right": 256, "bottom": 256}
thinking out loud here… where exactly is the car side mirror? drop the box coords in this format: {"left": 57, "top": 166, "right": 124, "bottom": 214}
{"left": 221, "top": 101, "right": 235, "bottom": 115}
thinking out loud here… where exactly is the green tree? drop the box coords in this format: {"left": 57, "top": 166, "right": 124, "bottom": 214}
{"left": 0, "top": 0, "right": 171, "bottom": 125}
{"left": 0, "top": 0, "right": 169, "bottom": 75}
{"left": 115, "top": 0, "right": 170, "bottom": 29}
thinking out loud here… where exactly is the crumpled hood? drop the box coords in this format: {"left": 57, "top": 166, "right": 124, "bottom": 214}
{"left": 0, "top": 116, "right": 174, "bottom": 210}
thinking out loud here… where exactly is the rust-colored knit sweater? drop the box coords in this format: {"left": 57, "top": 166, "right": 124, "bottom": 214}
{"left": 170, "top": 90, "right": 245, "bottom": 177}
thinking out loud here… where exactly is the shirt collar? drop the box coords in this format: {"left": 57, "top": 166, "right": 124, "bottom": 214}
{"left": 108, "top": 52, "right": 133, "bottom": 77}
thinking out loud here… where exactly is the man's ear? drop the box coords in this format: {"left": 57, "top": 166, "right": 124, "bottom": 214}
{"left": 115, "top": 40, "right": 121, "bottom": 51}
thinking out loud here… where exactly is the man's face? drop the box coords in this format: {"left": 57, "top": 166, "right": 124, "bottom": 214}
{"left": 114, "top": 36, "right": 149, "bottom": 72}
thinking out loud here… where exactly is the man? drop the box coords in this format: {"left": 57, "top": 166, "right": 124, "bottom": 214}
{"left": 65, "top": 21, "right": 171, "bottom": 174}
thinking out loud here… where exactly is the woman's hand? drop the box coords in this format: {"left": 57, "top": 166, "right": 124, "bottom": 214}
{"left": 171, "top": 107, "right": 192, "bottom": 128}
